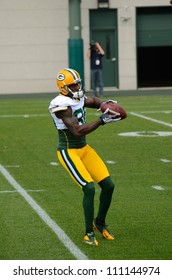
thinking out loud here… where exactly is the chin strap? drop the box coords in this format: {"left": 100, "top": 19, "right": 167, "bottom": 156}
{"left": 72, "top": 89, "right": 84, "bottom": 99}
{"left": 68, "top": 87, "right": 84, "bottom": 99}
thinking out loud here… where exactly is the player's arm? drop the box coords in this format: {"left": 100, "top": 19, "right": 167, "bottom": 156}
{"left": 55, "top": 107, "right": 101, "bottom": 137}
{"left": 84, "top": 97, "right": 122, "bottom": 124}
{"left": 84, "top": 96, "right": 102, "bottom": 109}
{"left": 84, "top": 96, "right": 117, "bottom": 110}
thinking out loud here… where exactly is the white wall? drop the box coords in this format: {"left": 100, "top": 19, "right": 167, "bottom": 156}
{"left": 0, "top": 0, "right": 170, "bottom": 94}
{"left": 0, "top": 0, "right": 68, "bottom": 94}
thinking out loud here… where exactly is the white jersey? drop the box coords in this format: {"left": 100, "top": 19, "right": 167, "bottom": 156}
{"left": 49, "top": 94, "right": 86, "bottom": 130}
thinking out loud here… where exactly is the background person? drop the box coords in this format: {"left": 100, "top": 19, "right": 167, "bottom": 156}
{"left": 87, "top": 42, "right": 105, "bottom": 97}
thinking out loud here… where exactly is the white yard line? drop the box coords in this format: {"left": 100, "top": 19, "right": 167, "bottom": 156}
{"left": 130, "top": 112, "right": 172, "bottom": 128}
{"left": 139, "top": 110, "right": 172, "bottom": 114}
{"left": 152, "top": 186, "right": 166, "bottom": 191}
{"left": 0, "top": 164, "right": 88, "bottom": 260}
{"left": 0, "top": 189, "right": 44, "bottom": 193}
{"left": 0, "top": 114, "right": 48, "bottom": 118}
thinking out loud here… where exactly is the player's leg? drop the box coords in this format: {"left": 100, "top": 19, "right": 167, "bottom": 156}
{"left": 57, "top": 149, "right": 92, "bottom": 188}
{"left": 82, "top": 182, "right": 98, "bottom": 245}
{"left": 82, "top": 145, "right": 115, "bottom": 239}
{"left": 97, "top": 177, "right": 115, "bottom": 226}
{"left": 57, "top": 149, "right": 98, "bottom": 245}
{"left": 94, "top": 177, "right": 115, "bottom": 240}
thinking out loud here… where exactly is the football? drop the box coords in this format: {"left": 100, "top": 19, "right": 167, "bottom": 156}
{"left": 100, "top": 100, "right": 127, "bottom": 120}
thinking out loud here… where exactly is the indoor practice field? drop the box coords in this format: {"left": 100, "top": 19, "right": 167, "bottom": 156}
{"left": 0, "top": 90, "right": 172, "bottom": 260}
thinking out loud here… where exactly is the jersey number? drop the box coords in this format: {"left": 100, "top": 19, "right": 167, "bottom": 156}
{"left": 74, "top": 107, "right": 86, "bottom": 125}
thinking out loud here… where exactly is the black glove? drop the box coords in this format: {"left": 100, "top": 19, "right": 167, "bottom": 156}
{"left": 99, "top": 108, "right": 121, "bottom": 125}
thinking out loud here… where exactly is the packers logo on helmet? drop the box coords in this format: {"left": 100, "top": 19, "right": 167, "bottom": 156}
{"left": 57, "top": 73, "right": 65, "bottom": 81}
{"left": 56, "top": 68, "right": 84, "bottom": 98}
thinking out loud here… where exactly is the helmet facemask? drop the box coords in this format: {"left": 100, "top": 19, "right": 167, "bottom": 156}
{"left": 68, "top": 80, "right": 84, "bottom": 99}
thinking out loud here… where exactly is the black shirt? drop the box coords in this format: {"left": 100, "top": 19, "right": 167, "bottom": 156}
{"left": 91, "top": 50, "right": 104, "bottom": 70}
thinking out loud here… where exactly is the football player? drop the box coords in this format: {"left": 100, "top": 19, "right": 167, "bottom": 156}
{"left": 49, "top": 68, "right": 120, "bottom": 246}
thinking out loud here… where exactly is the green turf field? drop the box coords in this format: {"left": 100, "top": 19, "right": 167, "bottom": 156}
{"left": 0, "top": 91, "right": 172, "bottom": 260}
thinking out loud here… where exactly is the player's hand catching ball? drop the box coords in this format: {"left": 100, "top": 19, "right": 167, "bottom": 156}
{"left": 100, "top": 100, "right": 127, "bottom": 120}
{"left": 99, "top": 108, "right": 122, "bottom": 125}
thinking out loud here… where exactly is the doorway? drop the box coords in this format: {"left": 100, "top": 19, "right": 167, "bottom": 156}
{"left": 137, "top": 7, "right": 172, "bottom": 88}
{"left": 89, "top": 9, "right": 118, "bottom": 88}
{"left": 137, "top": 46, "right": 172, "bottom": 87}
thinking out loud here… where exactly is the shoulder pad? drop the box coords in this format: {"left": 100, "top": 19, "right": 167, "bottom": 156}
{"left": 51, "top": 106, "right": 68, "bottom": 113}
